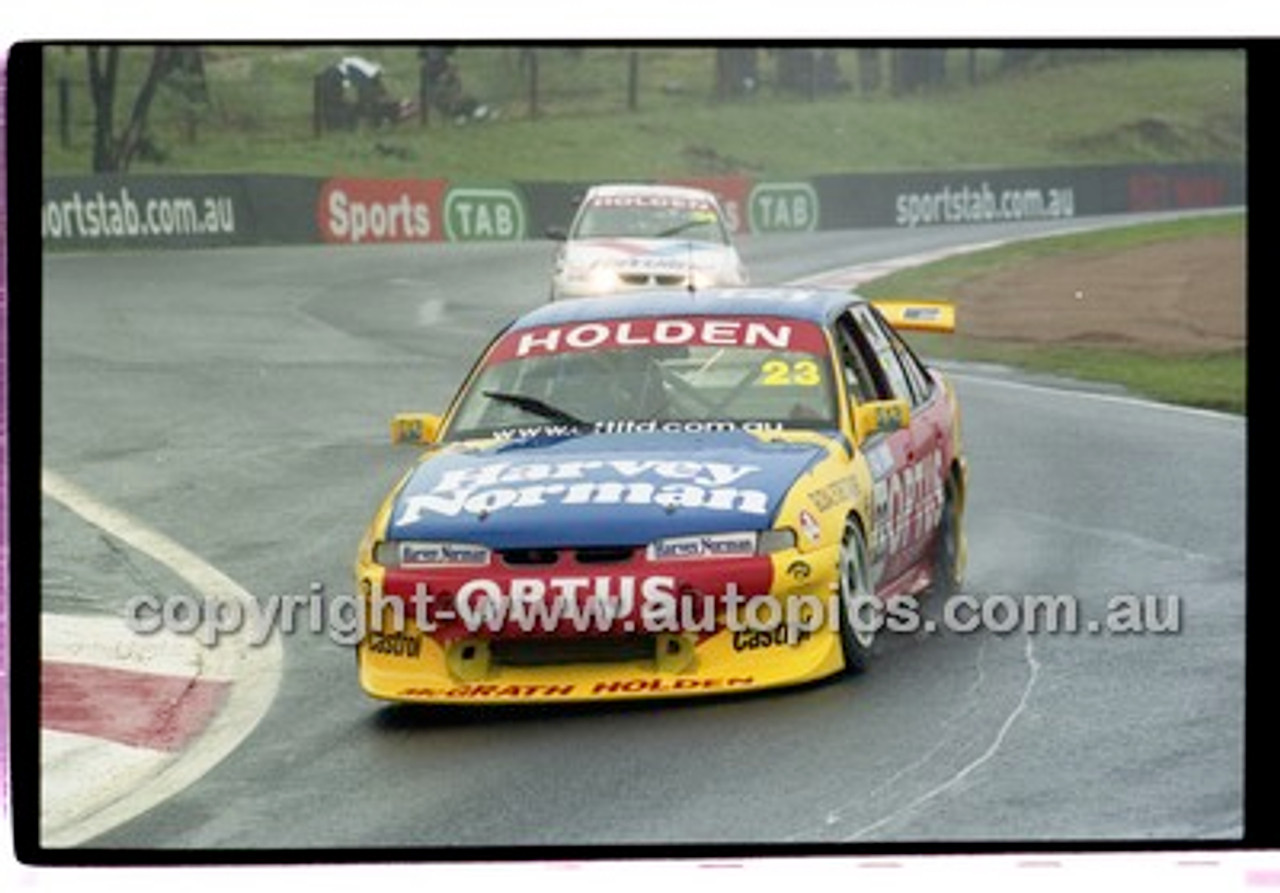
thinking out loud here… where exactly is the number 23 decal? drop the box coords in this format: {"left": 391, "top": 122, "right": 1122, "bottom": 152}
{"left": 760, "top": 359, "right": 821, "bottom": 386}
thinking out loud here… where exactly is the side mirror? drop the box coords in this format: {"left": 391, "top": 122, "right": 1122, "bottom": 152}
{"left": 852, "top": 399, "right": 910, "bottom": 444}
{"left": 545, "top": 226, "right": 568, "bottom": 241}
{"left": 390, "top": 412, "right": 442, "bottom": 445}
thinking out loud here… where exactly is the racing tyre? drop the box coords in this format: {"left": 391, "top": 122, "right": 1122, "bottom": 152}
{"left": 928, "top": 475, "right": 964, "bottom": 600}
{"left": 836, "top": 517, "right": 876, "bottom": 674}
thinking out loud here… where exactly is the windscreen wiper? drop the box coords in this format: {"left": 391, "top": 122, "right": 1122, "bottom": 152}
{"left": 482, "top": 390, "right": 587, "bottom": 427}
{"left": 654, "top": 219, "right": 706, "bottom": 239}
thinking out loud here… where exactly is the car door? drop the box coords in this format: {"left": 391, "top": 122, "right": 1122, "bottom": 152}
{"left": 838, "top": 304, "right": 948, "bottom": 588}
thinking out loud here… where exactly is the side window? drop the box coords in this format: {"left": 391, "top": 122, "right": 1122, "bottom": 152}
{"left": 833, "top": 313, "right": 882, "bottom": 404}
{"left": 848, "top": 305, "right": 915, "bottom": 404}
{"left": 868, "top": 306, "right": 935, "bottom": 407}
{"left": 891, "top": 335, "right": 934, "bottom": 406}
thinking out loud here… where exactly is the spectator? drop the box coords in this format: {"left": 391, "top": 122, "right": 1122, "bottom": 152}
{"left": 339, "top": 56, "right": 408, "bottom": 126}
{"left": 419, "top": 45, "right": 494, "bottom": 123}
{"left": 318, "top": 56, "right": 410, "bottom": 131}
{"left": 316, "top": 62, "right": 354, "bottom": 131}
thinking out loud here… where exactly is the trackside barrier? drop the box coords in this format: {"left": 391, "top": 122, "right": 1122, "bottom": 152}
{"left": 42, "top": 162, "right": 1244, "bottom": 251}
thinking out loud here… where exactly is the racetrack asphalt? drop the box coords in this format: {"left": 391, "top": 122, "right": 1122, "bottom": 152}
{"left": 34, "top": 219, "right": 1245, "bottom": 850}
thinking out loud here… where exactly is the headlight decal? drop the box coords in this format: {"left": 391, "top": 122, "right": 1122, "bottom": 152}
{"left": 376, "top": 541, "right": 493, "bottom": 568}
{"left": 646, "top": 529, "right": 796, "bottom": 560}
{"left": 646, "top": 532, "right": 758, "bottom": 561}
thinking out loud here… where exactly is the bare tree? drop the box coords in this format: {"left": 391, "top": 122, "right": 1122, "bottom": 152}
{"left": 85, "top": 46, "right": 119, "bottom": 172}
{"left": 891, "top": 49, "right": 948, "bottom": 95}
{"left": 85, "top": 46, "right": 182, "bottom": 173}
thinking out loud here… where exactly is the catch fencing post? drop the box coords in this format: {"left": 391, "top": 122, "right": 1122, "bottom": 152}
{"left": 313, "top": 74, "right": 323, "bottom": 137}
{"left": 628, "top": 51, "right": 639, "bottom": 111}
{"left": 528, "top": 49, "right": 539, "bottom": 120}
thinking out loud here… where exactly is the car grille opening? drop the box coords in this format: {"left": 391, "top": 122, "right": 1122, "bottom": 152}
{"left": 490, "top": 635, "right": 657, "bottom": 667}
{"left": 575, "top": 546, "right": 636, "bottom": 564}
{"left": 499, "top": 546, "right": 637, "bottom": 566}
{"left": 499, "top": 548, "right": 560, "bottom": 566}
{"left": 619, "top": 273, "right": 688, "bottom": 288}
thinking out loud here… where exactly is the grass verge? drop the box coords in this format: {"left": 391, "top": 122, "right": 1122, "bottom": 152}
{"left": 41, "top": 48, "right": 1245, "bottom": 179}
{"left": 862, "top": 214, "right": 1246, "bottom": 414}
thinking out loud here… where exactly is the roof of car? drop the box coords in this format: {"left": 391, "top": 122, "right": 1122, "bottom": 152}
{"left": 511, "top": 288, "right": 867, "bottom": 330}
{"left": 584, "top": 183, "right": 719, "bottom": 199}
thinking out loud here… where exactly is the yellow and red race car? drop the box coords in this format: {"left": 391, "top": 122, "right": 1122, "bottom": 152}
{"left": 355, "top": 288, "right": 966, "bottom": 704}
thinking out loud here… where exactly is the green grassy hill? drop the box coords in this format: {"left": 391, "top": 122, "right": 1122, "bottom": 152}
{"left": 42, "top": 47, "right": 1245, "bottom": 180}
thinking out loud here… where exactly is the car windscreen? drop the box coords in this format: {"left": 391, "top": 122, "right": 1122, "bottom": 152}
{"left": 444, "top": 315, "right": 837, "bottom": 441}
{"left": 571, "top": 197, "right": 729, "bottom": 244}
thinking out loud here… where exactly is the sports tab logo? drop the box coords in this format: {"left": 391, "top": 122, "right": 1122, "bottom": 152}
{"left": 317, "top": 178, "right": 447, "bottom": 244}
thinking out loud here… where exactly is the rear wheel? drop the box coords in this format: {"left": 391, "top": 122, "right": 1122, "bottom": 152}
{"left": 928, "top": 475, "right": 965, "bottom": 599}
{"left": 836, "top": 517, "right": 876, "bottom": 674}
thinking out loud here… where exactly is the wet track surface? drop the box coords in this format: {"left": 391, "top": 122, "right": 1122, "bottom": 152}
{"left": 39, "top": 221, "right": 1245, "bottom": 849}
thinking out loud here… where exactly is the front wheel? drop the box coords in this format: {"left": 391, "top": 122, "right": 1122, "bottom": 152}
{"left": 836, "top": 517, "right": 876, "bottom": 674}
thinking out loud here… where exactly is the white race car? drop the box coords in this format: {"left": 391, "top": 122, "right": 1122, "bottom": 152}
{"left": 549, "top": 184, "right": 748, "bottom": 299}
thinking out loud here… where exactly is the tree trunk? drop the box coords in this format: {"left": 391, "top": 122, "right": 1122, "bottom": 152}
{"left": 85, "top": 46, "right": 176, "bottom": 172}
{"left": 86, "top": 46, "right": 119, "bottom": 172}
{"left": 114, "top": 48, "right": 176, "bottom": 171}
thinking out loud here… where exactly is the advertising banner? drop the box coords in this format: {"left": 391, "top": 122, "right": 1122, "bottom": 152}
{"left": 43, "top": 162, "right": 1244, "bottom": 252}
{"left": 316, "top": 178, "right": 447, "bottom": 244}
{"left": 41, "top": 175, "right": 255, "bottom": 250}
{"left": 812, "top": 162, "right": 1245, "bottom": 231}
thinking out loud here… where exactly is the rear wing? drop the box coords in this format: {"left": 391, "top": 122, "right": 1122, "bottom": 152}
{"left": 871, "top": 299, "right": 956, "bottom": 334}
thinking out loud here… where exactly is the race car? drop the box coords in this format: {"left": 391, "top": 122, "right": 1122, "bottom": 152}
{"left": 547, "top": 183, "right": 748, "bottom": 299}
{"left": 355, "top": 288, "right": 966, "bottom": 704}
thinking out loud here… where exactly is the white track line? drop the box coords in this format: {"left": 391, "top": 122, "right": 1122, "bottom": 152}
{"left": 40, "top": 469, "right": 284, "bottom": 847}
{"left": 781, "top": 215, "right": 1239, "bottom": 840}
{"left": 943, "top": 369, "right": 1247, "bottom": 423}
{"left": 842, "top": 635, "right": 1042, "bottom": 841}
{"left": 42, "top": 612, "right": 216, "bottom": 677}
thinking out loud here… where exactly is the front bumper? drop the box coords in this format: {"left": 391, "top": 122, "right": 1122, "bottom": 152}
{"left": 358, "top": 625, "right": 843, "bottom": 704}
{"left": 552, "top": 272, "right": 692, "bottom": 299}
{"left": 551, "top": 268, "right": 742, "bottom": 299}
{"left": 356, "top": 545, "right": 845, "bottom": 704}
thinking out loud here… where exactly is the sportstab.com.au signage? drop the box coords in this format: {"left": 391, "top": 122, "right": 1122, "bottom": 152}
{"left": 42, "top": 176, "right": 252, "bottom": 249}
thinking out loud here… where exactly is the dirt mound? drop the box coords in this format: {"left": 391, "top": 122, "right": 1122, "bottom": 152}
{"left": 952, "top": 234, "right": 1245, "bottom": 353}
{"left": 1055, "top": 112, "right": 1246, "bottom": 159}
